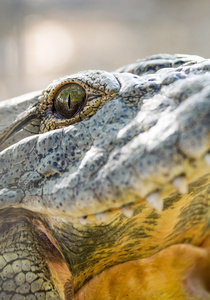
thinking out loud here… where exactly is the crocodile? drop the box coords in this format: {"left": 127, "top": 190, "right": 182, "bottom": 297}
{"left": 0, "top": 53, "right": 209, "bottom": 299}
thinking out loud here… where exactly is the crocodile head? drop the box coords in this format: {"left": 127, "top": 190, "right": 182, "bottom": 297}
{"left": 0, "top": 54, "right": 210, "bottom": 299}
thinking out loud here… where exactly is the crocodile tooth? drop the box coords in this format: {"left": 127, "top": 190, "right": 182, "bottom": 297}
{"left": 78, "top": 217, "right": 88, "bottom": 225}
{"left": 38, "top": 95, "right": 44, "bottom": 102}
{"left": 204, "top": 153, "right": 210, "bottom": 166}
{"left": 172, "top": 176, "right": 188, "bottom": 194}
{"left": 146, "top": 192, "right": 163, "bottom": 212}
{"left": 121, "top": 205, "right": 134, "bottom": 218}
{"left": 95, "top": 212, "right": 108, "bottom": 222}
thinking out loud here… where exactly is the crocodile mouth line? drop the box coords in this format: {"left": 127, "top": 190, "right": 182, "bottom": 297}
{"left": 74, "top": 155, "right": 210, "bottom": 225}
{"left": 77, "top": 171, "right": 210, "bottom": 226}
{"left": 16, "top": 153, "right": 209, "bottom": 224}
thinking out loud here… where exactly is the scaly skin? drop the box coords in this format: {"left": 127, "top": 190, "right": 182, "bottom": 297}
{"left": 0, "top": 54, "right": 209, "bottom": 299}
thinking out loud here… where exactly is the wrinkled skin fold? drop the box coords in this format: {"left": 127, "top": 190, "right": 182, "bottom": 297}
{"left": 0, "top": 54, "right": 209, "bottom": 299}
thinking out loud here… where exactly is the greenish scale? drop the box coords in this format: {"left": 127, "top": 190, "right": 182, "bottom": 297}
{"left": 55, "top": 83, "right": 86, "bottom": 119}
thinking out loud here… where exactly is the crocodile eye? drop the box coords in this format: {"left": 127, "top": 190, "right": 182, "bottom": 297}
{"left": 54, "top": 83, "right": 86, "bottom": 119}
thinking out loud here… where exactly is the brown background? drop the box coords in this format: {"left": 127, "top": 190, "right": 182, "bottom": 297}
{"left": 0, "top": 0, "right": 210, "bottom": 101}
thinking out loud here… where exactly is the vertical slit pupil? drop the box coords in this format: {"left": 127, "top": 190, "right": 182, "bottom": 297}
{"left": 67, "top": 94, "right": 71, "bottom": 109}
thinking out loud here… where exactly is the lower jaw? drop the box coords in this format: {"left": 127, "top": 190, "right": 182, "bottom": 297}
{"left": 74, "top": 236, "right": 210, "bottom": 300}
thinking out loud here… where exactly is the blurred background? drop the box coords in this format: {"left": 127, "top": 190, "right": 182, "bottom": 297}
{"left": 0, "top": 0, "right": 210, "bottom": 101}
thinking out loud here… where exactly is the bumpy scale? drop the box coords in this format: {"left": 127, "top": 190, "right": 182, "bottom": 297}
{"left": 0, "top": 54, "right": 209, "bottom": 299}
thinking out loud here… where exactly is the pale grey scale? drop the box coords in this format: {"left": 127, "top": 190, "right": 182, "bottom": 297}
{"left": 85, "top": 70, "right": 120, "bottom": 94}
{"left": 116, "top": 75, "right": 210, "bottom": 153}
{"left": 0, "top": 189, "right": 24, "bottom": 208}
{"left": 88, "top": 99, "right": 136, "bottom": 150}
{"left": 74, "top": 147, "right": 108, "bottom": 180}
{"left": 0, "top": 137, "right": 37, "bottom": 182}
{"left": 163, "top": 74, "right": 210, "bottom": 104}
{"left": 38, "top": 106, "right": 142, "bottom": 214}
{"left": 0, "top": 92, "right": 40, "bottom": 131}
{"left": 114, "top": 73, "right": 161, "bottom": 101}
{"left": 0, "top": 144, "right": 34, "bottom": 188}
{"left": 61, "top": 124, "right": 93, "bottom": 155}
{"left": 115, "top": 96, "right": 178, "bottom": 149}
{"left": 175, "top": 87, "right": 210, "bottom": 158}
{"left": 35, "top": 126, "right": 93, "bottom": 179}
{"left": 0, "top": 56, "right": 209, "bottom": 218}
{"left": 116, "top": 57, "right": 173, "bottom": 74}
{"left": 92, "top": 143, "right": 181, "bottom": 205}
{"left": 161, "top": 70, "right": 187, "bottom": 85}
{"left": 18, "top": 172, "right": 44, "bottom": 192}
{"left": 47, "top": 70, "right": 120, "bottom": 97}
{"left": 0, "top": 55, "right": 210, "bottom": 299}
{"left": 0, "top": 92, "right": 41, "bottom": 152}
{"left": 116, "top": 54, "right": 204, "bottom": 75}
{"left": 181, "top": 59, "right": 210, "bottom": 75}
{"left": 36, "top": 131, "right": 63, "bottom": 157}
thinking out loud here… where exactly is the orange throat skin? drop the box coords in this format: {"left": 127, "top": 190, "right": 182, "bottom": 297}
{"left": 74, "top": 236, "right": 210, "bottom": 300}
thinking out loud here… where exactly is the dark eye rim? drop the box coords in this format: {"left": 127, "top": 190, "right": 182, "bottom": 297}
{"left": 53, "top": 83, "right": 87, "bottom": 119}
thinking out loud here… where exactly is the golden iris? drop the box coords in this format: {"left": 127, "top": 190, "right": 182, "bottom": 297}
{"left": 54, "top": 84, "right": 86, "bottom": 119}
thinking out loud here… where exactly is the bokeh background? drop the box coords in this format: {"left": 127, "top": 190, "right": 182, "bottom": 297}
{"left": 0, "top": 0, "right": 210, "bottom": 101}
